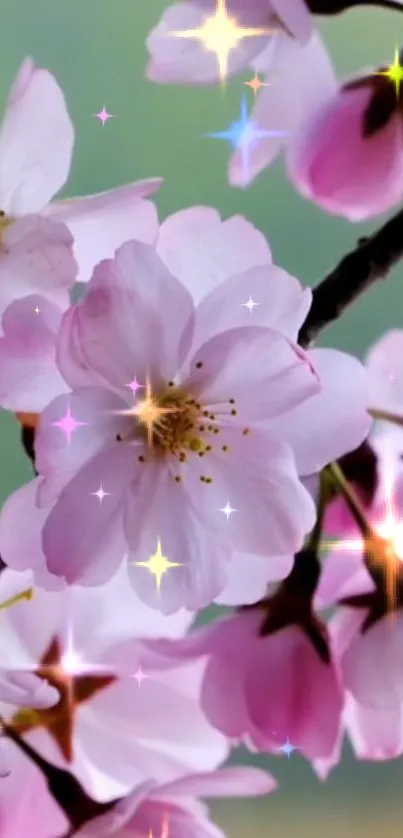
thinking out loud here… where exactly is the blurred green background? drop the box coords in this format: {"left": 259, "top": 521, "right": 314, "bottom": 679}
{"left": 2, "top": 0, "right": 403, "bottom": 835}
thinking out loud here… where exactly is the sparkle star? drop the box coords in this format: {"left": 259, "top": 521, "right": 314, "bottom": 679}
{"left": 170, "top": 0, "right": 274, "bottom": 84}
{"left": 220, "top": 500, "right": 237, "bottom": 520}
{"left": 242, "top": 295, "right": 259, "bottom": 313}
{"left": 206, "top": 95, "right": 288, "bottom": 185}
{"left": 131, "top": 666, "right": 148, "bottom": 686}
{"left": 34, "top": 305, "right": 41, "bottom": 315}
{"left": 126, "top": 376, "right": 144, "bottom": 397}
{"left": 376, "top": 47, "right": 403, "bottom": 100}
{"left": 9, "top": 637, "right": 115, "bottom": 762}
{"left": 279, "top": 737, "right": 296, "bottom": 759}
{"left": 244, "top": 70, "right": 270, "bottom": 98}
{"left": 51, "top": 405, "right": 87, "bottom": 445}
{"left": 91, "top": 484, "right": 111, "bottom": 504}
{"left": 94, "top": 106, "right": 114, "bottom": 126}
{"left": 134, "top": 539, "right": 182, "bottom": 592}
{"left": 119, "top": 376, "right": 181, "bottom": 450}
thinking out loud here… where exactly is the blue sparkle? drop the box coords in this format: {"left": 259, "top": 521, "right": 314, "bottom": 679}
{"left": 205, "top": 95, "right": 289, "bottom": 185}
{"left": 279, "top": 737, "right": 296, "bottom": 759}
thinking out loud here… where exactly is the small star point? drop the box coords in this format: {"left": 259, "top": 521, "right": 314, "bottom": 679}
{"left": 279, "top": 737, "right": 296, "bottom": 759}
{"left": 242, "top": 295, "right": 259, "bottom": 313}
{"left": 91, "top": 484, "right": 111, "bottom": 504}
{"left": 244, "top": 71, "right": 269, "bottom": 97}
{"left": 219, "top": 500, "right": 237, "bottom": 520}
{"left": 51, "top": 404, "right": 87, "bottom": 445}
{"left": 94, "top": 106, "right": 114, "bottom": 126}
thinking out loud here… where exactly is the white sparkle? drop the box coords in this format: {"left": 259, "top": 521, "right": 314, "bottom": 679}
{"left": 131, "top": 666, "right": 148, "bottom": 686}
{"left": 242, "top": 296, "right": 259, "bottom": 314}
{"left": 220, "top": 500, "right": 238, "bottom": 520}
{"left": 34, "top": 305, "right": 41, "bottom": 315}
{"left": 91, "top": 484, "right": 111, "bottom": 504}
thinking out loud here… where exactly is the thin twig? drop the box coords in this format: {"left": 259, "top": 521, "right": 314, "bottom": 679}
{"left": 299, "top": 206, "right": 403, "bottom": 347}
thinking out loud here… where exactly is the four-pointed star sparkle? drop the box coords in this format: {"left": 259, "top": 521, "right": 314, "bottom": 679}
{"left": 94, "top": 106, "right": 114, "bottom": 125}
{"left": 170, "top": 0, "right": 274, "bottom": 85}
{"left": 134, "top": 539, "right": 182, "bottom": 592}
{"left": 206, "top": 95, "right": 288, "bottom": 185}
{"left": 376, "top": 47, "right": 403, "bottom": 100}
{"left": 51, "top": 405, "right": 88, "bottom": 446}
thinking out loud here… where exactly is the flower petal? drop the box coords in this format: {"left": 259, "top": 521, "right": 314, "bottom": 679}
{"left": 0, "top": 479, "right": 65, "bottom": 590}
{"left": 0, "top": 58, "right": 74, "bottom": 214}
{"left": 267, "top": 348, "right": 371, "bottom": 475}
{"left": 0, "top": 216, "right": 77, "bottom": 315}
{"left": 183, "top": 427, "right": 316, "bottom": 557}
{"left": 191, "top": 262, "right": 311, "bottom": 349}
{"left": 125, "top": 462, "right": 230, "bottom": 613}
{"left": 68, "top": 240, "right": 195, "bottom": 390}
{"left": 45, "top": 181, "right": 162, "bottom": 283}
{"left": 0, "top": 295, "right": 68, "bottom": 413}
{"left": 215, "top": 551, "right": 293, "bottom": 606}
{"left": 35, "top": 387, "right": 130, "bottom": 505}
{"left": 157, "top": 207, "right": 271, "bottom": 304}
{"left": 183, "top": 326, "right": 320, "bottom": 422}
{"left": 42, "top": 444, "right": 134, "bottom": 584}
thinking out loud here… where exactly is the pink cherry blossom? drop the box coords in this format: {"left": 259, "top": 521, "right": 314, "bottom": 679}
{"left": 0, "top": 566, "right": 227, "bottom": 802}
{"left": 146, "top": 0, "right": 312, "bottom": 86}
{"left": 287, "top": 73, "right": 403, "bottom": 221}
{"left": 148, "top": 607, "right": 344, "bottom": 761}
{"left": 0, "top": 57, "right": 162, "bottom": 284}
{"left": 76, "top": 766, "right": 276, "bottom": 838}
{"left": 0, "top": 230, "right": 372, "bottom": 611}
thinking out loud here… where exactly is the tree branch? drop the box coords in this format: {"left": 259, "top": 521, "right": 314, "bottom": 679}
{"left": 308, "top": 0, "right": 403, "bottom": 14}
{"left": 0, "top": 719, "right": 118, "bottom": 834}
{"left": 298, "top": 205, "right": 403, "bottom": 347}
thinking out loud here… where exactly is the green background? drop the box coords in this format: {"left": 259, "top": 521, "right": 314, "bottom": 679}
{"left": 2, "top": 1, "right": 403, "bottom": 835}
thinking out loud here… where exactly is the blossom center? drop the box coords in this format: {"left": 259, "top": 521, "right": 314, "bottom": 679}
{"left": 133, "top": 383, "right": 212, "bottom": 455}
{"left": 119, "top": 369, "right": 249, "bottom": 484}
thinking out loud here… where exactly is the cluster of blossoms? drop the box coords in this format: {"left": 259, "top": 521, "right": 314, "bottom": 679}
{"left": 1, "top": 1, "right": 403, "bottom": 835}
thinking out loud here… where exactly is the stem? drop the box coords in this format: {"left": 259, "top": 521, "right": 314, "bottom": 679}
{"left": 298, "top": 206, "right": 403, "bottom": 347}
{"left": 0, "top": 718, "right": 118, "bottom": 833}
{"left": 327, "top": 462, "right": 374, "bottom": 538}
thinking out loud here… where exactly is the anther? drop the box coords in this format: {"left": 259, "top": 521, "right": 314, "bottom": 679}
{"left": 231, "top": 410, "right": 237, "bottom": 416}
{"left": 195, "top": 361, "right": 203, "bottom": 369}
{"left": 222, "top": 445, "right": 229, "bottom": 452}
{"left": 229, "top": 399, "right": 235, "bottom": 404}
{"left": 174, "top": 475, "right": 182, "bottom": 483}
{"left": 138, "top": 455, "right": 145, "bottom": 462}
{"left": 242, "top": 428, "right": 250, "bottom": 435}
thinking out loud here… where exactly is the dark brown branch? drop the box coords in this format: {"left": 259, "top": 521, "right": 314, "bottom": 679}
{"left": 308, "top": 0, "right": 403, "bottom": 14}
{"left": 298, "top": 206, "right": 403, "bottom": 347}
{"left": 0, "top": 719, "right": 118, "bottom": 834}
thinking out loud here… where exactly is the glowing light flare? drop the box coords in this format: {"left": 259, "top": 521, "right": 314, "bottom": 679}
{"left": 328, "top": 460, "right": 403, "bottom": 611}
{"left": 119, "top": 376, "right": 182, "bottom": 450}
{"left": 375, "top": 47, "right": 403, "bottom": 100}
{"left": 170, "top": 0, "right": 275, "bottom": 84}
{"left": 134, "top": 539, "right": 182, "bottom": 592}
{"left": 149, "top": 816, "right": 170, "bottom": 838}
{"left": 244, "top": 70, "right": 270, "bottom": 98}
